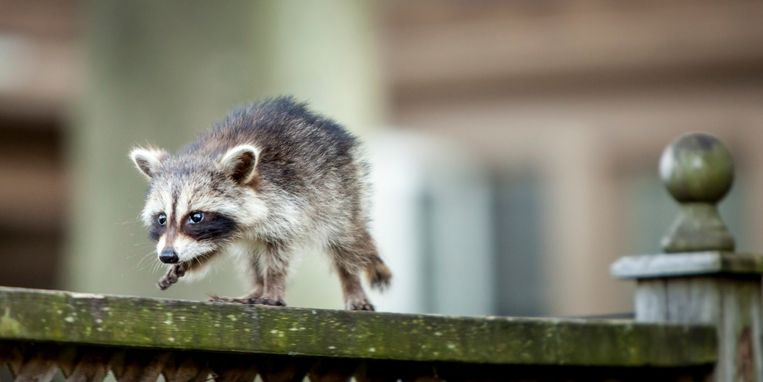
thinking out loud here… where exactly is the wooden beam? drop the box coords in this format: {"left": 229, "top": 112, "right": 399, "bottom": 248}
{"left": 0, "top": 286, "right": 716, "bottom": 367}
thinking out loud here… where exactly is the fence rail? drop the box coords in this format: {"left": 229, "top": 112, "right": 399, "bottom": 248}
{"left": 0, "top": 286, "right": 715, "bottom": 381}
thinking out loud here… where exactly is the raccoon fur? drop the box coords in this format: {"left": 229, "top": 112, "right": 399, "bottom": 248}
{"left": 129, "top": 97, "right": 391, "bottom": 311}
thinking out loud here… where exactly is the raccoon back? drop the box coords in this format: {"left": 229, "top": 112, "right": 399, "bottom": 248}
{"left": 183, "top": 97, "right": 364, "bottom": 198}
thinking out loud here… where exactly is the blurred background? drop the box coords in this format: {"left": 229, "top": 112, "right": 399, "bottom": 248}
{"left": 2, "top": 0, "right": 763, "bottom": 317}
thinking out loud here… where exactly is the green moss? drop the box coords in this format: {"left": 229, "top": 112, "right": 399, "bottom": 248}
{"left": 0, "top": 307, "right": 23, "bottom": 336}
{"left": 0, "top": 286, "right": 717, "bottom": 367}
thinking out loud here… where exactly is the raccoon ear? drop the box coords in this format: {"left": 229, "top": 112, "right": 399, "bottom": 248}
{"left": 220, "top": 144, "right": 260, "bottom": 184}
{"left": 129, "top": 146, "right": 168, "bottom": 180}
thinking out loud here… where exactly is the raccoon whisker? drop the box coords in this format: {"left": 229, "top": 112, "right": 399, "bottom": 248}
{"left": 192, "top": 252, "right": 213, "bottom": 268}
{"left": 136, "top": 251, "right": 159, "bottom": 272}
{"left": 130, "top": 250, "right": 155, "bottom": 265}
{"left": 139, "top": 253, "right": 156, "bottom": 268}
{"left": 134, "top": 254, "right": 148, "bottom": 268}
{"left": 130, "top": 249, "right": 152, "bottom": 263}
{"left": 151, "top": 260, "right": 165, "bottom": 274}
{"left": 133, "top": 245, "right": 164, "bottom": 273}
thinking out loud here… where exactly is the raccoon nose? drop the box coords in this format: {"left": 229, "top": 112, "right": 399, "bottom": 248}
{"left": 159, "top": 248, "right": 179, "bottom": 264}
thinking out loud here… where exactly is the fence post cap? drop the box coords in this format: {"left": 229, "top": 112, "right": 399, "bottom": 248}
{"left": 659, "top": 133, "right": 735, "bottom": 253}
{"left": 659, "top": 133, "right": 734, "bottom": 204}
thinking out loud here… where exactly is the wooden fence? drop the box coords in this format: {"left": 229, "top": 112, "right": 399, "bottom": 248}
{"left": 0, "top": 132, "right": 760, "bottom": 381}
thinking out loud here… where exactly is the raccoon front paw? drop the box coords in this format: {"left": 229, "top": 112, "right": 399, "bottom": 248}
{"left": 157, "top": 264, "right": 186, "bottom": 290}
{"left": 347, "top": 300, "right": 375, "bottom": 311}
{"left": 157, "top": 278, "right": 174, "bottom": 290}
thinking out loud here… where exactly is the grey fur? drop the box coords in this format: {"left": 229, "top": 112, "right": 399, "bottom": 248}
{"left": 131, "top": 97, "right": 391, "bottom": 310}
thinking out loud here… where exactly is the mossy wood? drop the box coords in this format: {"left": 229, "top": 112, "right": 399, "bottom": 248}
{"left": 0, "top": 286, "right": 715, "bottom": 367}
{"left": 613, "top": 133, "right": 763, "bottom": 381}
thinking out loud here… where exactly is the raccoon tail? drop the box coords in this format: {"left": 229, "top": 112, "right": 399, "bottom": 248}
{"left": 365, "top": 256, "right": 392, "bottom": 291}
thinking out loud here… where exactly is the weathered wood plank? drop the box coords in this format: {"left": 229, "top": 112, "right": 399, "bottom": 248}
{"left": 613, "top": 134, "right": 763, "bottom": 381}
{"left": 0, "top": 286, "right": 715, "bottom": 367}
{"left": 627, "top": 276, "right": 763, "bottom": 381}
{"left": 717, "top": 278, "right": 763, "bottom": 381}
{"left": 635, "top": 279, "right": 667, "bottom": 322}
{"left": 636, "top": 277, "right": 730, "bottom": 325}
{"left": 612, "top": 252, "right": 763, "bottom": 279}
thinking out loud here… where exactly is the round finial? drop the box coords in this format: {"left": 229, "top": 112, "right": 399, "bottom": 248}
{"left": 659, "top": 133, "right": 734, "bottom": 204}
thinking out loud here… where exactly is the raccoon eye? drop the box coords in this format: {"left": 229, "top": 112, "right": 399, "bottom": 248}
{"left": 157, "top": 213, "right": 167, "bottom": 226}
{"left": 189, "top": 211, "right": 204, "bottom": 224}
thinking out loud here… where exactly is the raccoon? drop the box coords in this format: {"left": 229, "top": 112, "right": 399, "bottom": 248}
{"left": 129, "top": 97, "right": 391, "bottom": 311}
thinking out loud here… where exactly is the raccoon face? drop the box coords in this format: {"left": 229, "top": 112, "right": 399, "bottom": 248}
{"left": 130, "top": 144, "right": 267, "bottom": 264}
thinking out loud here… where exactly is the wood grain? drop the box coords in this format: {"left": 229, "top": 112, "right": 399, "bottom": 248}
{"left": 612, "top": 252, "right": 763, "bottom": 279}
{"left": 0, "top": 286, "right": 715, "bottom": 367}
{"left": 629, "top": 275, "right": 763, "bottom": 381}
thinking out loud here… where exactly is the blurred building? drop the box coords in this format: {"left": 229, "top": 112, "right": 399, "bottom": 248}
{"left": 378, "top": 0, "right": 763, "bottom": 315}
{"left": 0, "top": 0, "right": 80, "bottom": 289}
{"left": 1, "top": 0, "right": 763, "bottom": 317}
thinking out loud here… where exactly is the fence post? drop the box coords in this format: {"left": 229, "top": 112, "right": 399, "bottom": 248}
{"left": 612, "top": 133, "right": 763, "bottom": 381}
